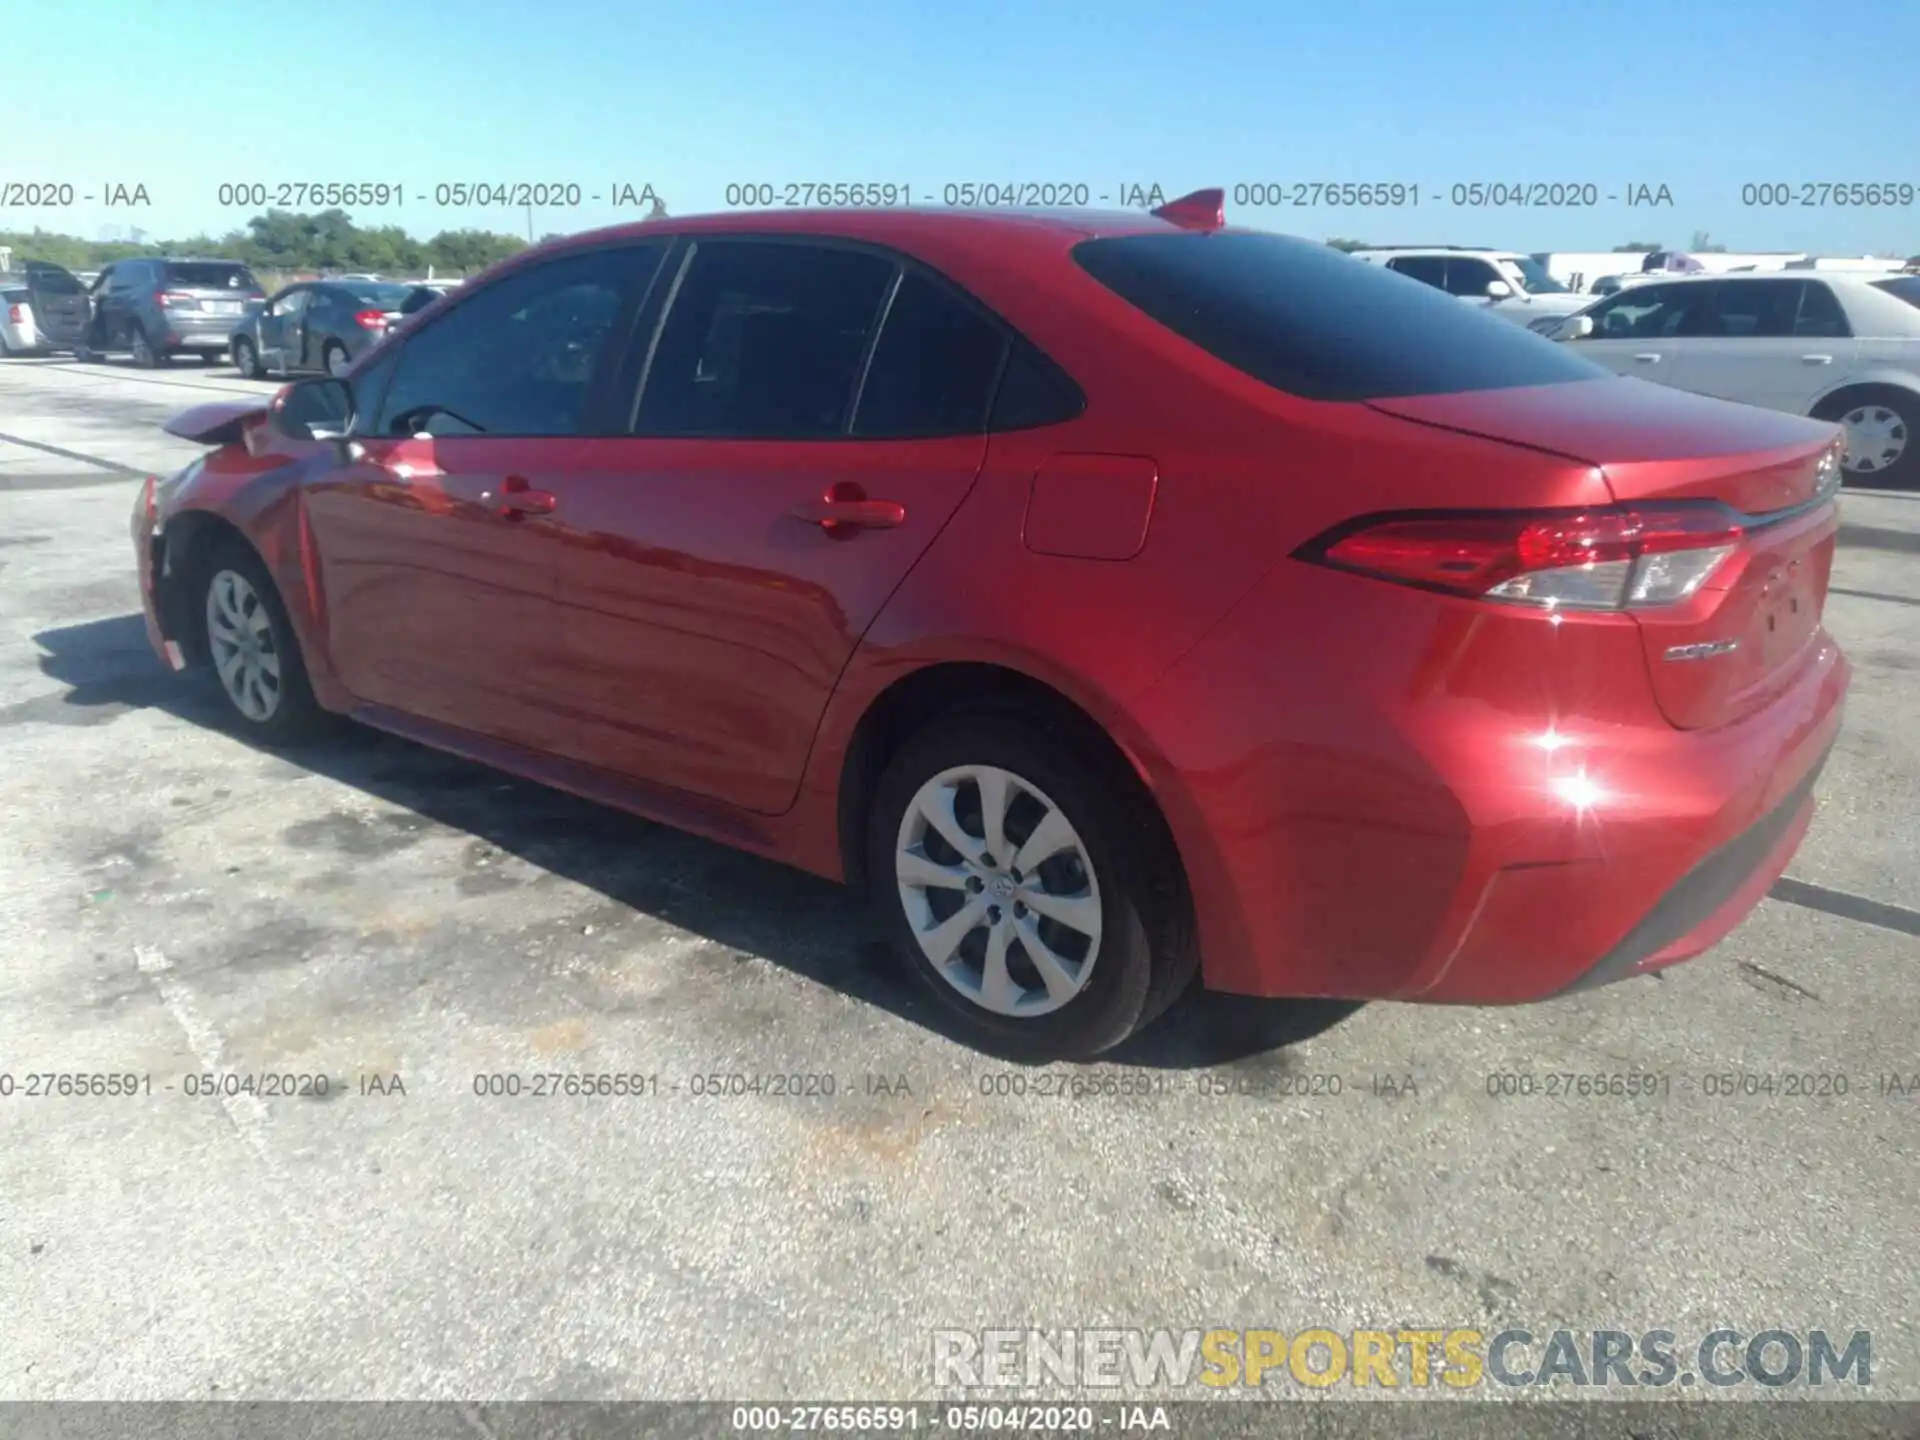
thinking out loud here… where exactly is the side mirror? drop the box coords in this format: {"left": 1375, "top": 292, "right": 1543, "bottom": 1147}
{"left": 1484, "top": 280, "right": 1514, "bottom": 300}
{"left": 271, "top": 376, "right": 355, "bottom": 442}
{"left": 1563, "top": 314, "right": 1595, "bottom": 340}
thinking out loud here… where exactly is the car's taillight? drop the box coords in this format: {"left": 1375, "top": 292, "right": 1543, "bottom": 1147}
{"left": 6, "top": 304, "right": 23, "bottom": 324}
{"left": 156, "top": 290, "right": 194, "bottom": 307}
{"left": 142, "top": 474, "right": 157, "bottom": 530}
{"left": 1300, "top": 503, "right": 1744, "bottom": 611}
{"left": 352, "top": 309, "right": 386, "bottom": 330}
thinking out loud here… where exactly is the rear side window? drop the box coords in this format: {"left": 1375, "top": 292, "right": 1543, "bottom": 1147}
{"left": 1706, "top": 281, "right": 1801, "bottom": 338}
{"left": 636, "top": 241, "right": 894, "bottom": 439}
{"left": 852, "top": 271, "right": 1008, "bottom": 437}
{"left": 1074, "top": 232, "right": 1608, "bottom": 402}
{"left": 163, "top": 262, "right": 260, "bottom": 290}
{"left": 1794, "top": 282, "right": 1851, "bottom": 337}
{"left": 990, "top": 345, "right": 1085, "bottom": 430}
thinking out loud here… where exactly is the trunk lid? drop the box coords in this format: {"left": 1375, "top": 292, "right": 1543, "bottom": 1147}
{"left": 1371, "top": 377, "right": 1843, "bottom": 730}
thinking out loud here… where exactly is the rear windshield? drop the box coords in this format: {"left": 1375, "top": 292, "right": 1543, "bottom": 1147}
{"left": 1870, "top": 275, "right": 1920, "bottom": 309}
{"left": 1072, "top": 232, "right": 1610, "bottom": 401}
{"left": 162, "top": 262, "right": 260, "bottom": 290}
{"left": 336, "top": 282, "right": 415, "bottom": 308}
{"left": 23, "top": 264, "right": 84, "bottom": 295}
{"left": 3, "top": 287, "right": 28, "bottom": 303}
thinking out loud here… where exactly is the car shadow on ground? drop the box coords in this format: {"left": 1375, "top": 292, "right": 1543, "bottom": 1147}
{"left": 29, "top": 613, "right": 1363, "bottom": 1069}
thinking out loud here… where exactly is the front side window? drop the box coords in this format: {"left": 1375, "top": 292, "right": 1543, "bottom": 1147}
{"left": 1579, "top": 284, "right": 1712, "bottom": 340}
{"left": 636, "top": 241, "right": 894, "bottom": 439}
{"left": 375, "top": 244, "right": 661, "bottom": 437}
{"left": 1444, "top": 259, "right": 1502, "bottom": 298}
{"left": 1502, "top": 256, "right": 1570, "bottom": 294}
{"left": 271, "top": 288, "right": 310, "bottom": 318}
{"left": 851, "top": 270, "right": 1009, "bottom": 438}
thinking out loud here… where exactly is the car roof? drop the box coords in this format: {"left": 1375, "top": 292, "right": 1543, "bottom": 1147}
{"left": 541, "top": 205, "right": 1189, "bottom": 255}
{"left": 1351, "top": 246, "right": 1517, "bottom": 258}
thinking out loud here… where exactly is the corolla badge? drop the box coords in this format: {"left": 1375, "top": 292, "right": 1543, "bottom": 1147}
{"left": 1664, "top": 639, "right": 1741, "bottom": 662}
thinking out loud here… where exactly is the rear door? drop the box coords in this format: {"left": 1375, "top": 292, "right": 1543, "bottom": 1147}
{"left": 21, "top": 262, "right": 90, "bottom": 347}
{"left": 1562, "top": 282, "right": 1713, "bottom": 386}
{"left": 540, "top": 238, "right": 1002, "bottom": 813}
{"left": 1677, "top": 279, "right": 1856, "bottom": 415}
{"left": 257, "top": 286, "right": 310, "bottom": 370}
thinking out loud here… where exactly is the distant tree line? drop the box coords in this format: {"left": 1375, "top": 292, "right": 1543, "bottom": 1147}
{"left": 1, "top": 208, "right": 533, "bottom": 276}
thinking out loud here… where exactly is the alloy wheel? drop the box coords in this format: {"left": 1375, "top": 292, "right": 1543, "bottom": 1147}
{"left": 205, "top": 568, "right": 283, "bottom": 722}
{"left": 894, "top": 763, "right": 1103, "bottom": 1017}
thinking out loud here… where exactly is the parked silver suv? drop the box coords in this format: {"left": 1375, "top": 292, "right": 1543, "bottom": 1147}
{"left": 75, "top": 257, "right": 266, "bottom": 366}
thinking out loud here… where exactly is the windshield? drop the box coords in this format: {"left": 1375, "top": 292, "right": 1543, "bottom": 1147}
{"left": 338, "top": 282, "right": 416, "bottom": 308}
{"left": 164, "top": 262, "right": 261, "bottom": 290}
{"left": 1502, "top": 257, "right": 1569, "bottom": 294}
{"left": 1870, "top": 276, "right": 1920, "bottom": 309}
{"left": 1073, "top": 232, "right": 1608, "bottom": 402}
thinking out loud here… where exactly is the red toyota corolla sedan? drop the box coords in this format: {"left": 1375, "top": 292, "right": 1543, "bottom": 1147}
{"left": 132, "top": 190, "right": 1850, "bottom": 1060}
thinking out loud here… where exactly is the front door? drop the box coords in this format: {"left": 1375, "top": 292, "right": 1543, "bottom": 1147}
{"left": 301, "top": 241, "right": 664, "bottom": 746}
{"left": 1563, "top": 281, "right": 1713, "bottom": 388}
{"left": 258, "top": 287, "right": 310, "bottom": 373}
{"left": 542, "top": 241, "right": 1008, "bottom": 814}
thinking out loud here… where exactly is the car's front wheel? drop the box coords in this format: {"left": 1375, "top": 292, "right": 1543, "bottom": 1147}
{"left": 198, "top": 539, "right": 331, "bottom": 744}
{"left": 232, "top": 336, "right": 264, "bottom": 379}
{"left": 867, "top": 709, "right": 1196, "bottom": 1061}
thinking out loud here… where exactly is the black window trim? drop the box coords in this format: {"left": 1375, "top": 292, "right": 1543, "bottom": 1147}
{"left": 617, "top": 231, "right": 1083, "bottom": 443}
{"left": 360, "top": 235, "right": 672, "bottom": 440}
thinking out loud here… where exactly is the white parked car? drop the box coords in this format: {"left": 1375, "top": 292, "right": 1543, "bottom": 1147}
{"left": 1547, "top": 272, "right": 1920, "bottom": 486}
{"left": 1346, "top": 246, "right": 1593, "bottom": 327}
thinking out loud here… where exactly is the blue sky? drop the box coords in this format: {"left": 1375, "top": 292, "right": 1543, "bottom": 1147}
{"left": 6, "top": 0, "right": 1917, "bottom": 256}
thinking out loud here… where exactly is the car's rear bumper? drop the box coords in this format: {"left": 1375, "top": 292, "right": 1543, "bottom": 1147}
{"left": 1133, "top": 561, "right": 1851, "bottom": 1003}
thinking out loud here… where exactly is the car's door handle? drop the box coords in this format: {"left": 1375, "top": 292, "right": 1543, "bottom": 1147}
{"left": 483, "top": 474, "right": 557, "bottom": 518}
{"left": 1633, "top": 353, "right": 1662, "bottom": 363}
{"left": 1800, "top": 354, "right": 1834, "bottom": 364}
{"left": 792, "top": 483, "right": 905, "bottom": 537}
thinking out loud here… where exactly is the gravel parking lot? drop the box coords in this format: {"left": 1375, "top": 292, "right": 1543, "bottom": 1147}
{"left": 2, "top": 354, "right": 1916, "bottom": 1407}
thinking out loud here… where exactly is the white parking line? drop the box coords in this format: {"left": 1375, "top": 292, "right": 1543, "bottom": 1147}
{"left": 132, "top": 943, "right": 278, "bottom": 1169}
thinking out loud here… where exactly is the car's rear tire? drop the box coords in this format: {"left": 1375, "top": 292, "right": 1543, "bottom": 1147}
{"left": 232, "top": 337, "right": 264, "bottom": 379}
{"left": 1820, "top": 385, "right": 1918, "bottom": 489}
{"left": 866, "top": 706, "right": 1197, "bottom": 1062}
{"left": 197, "top": 538, "right": 333, "bottom": 746}
{"left": 129, "top": 324, "right": 166, "bottom": 369}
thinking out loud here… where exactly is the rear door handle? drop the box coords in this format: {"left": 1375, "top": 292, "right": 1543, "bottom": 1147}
{"left": 792, "top": 482, "right": 905, "bottom": 538}
{"left": 1800, "top": 354, "right": 1833, "bottom": 364}
{"left": 484, "top": 474, "right": 557, "bottom": 519}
